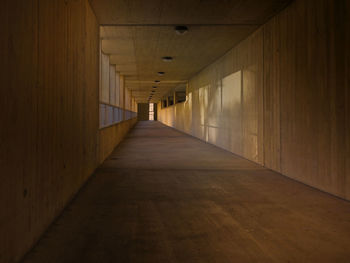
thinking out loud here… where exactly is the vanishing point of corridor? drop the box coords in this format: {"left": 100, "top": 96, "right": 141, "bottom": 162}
{"left": 23, "top": 121, "right": 350, "bottom": 263}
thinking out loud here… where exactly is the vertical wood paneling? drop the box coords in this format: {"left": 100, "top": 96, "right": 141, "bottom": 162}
{"left": 241, "top": 31, "right": 264, "bottom": 164}
{"left": 327, "top": 0, "right": 349, "bottom": 198}
{"left": 0, "top": 1, "right": 99, "bottom": 262}
{"left": 85, "top": 1, "right": 100, "bottom": 177}
{"left": 264, "top": 0, "right": 349, "bottom": 199}
{"left": 109, "top": 64, "right": 116, "bottom": 105}
{"left": 263, "top": 18, "right": 281, "bottom": 172}
{"left": 115, "top": 72, "right": 120, "bottom": 106}
{"left": 0, "top": 1, "right": 39, "bottom": 261}
{"left": 159, "top": 0, "right": 349, "bottom": 200}
{"left": 101, "top": 52, "right": 110, "bottom": 103}
{"left": 120, "top": 75, "right": 125, "bottom": 119}
{"left": 346, "top": 0, "right": 350, "bottom": 200}
{"left": 99, "top": 118, "right": 137, "bottom": 163}
{"left": 137, "top": 103, "right": 150, "bottom": 121}
{"left": 159, "top": 29, "right": 264, "bottom": 164}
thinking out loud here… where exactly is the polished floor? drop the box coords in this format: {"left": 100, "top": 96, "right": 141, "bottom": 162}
{"left": 23, "top": 121, "right": 350, "bottom": 263}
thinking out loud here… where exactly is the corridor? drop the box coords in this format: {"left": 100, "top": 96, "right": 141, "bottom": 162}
{"left": 23, "top": 121, "right": 350, "bottom": 263}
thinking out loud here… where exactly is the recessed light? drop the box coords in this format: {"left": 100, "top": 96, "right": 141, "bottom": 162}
{"left": 162, "top": 56, "right": 173, "bottom": 62}
{"left": 158, "top": 71, "right": 165, "bottom": 76}
{"left": 152, "top": 86, "right": 157, "bottom": 89}
{"left": 154, "top": 80, "right": 160, "bottom": 83}
{"left": 175, "top": 25, "right": 188, "bottom": 35}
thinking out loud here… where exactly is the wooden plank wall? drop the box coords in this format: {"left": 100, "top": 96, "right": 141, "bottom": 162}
{"left": 158, "top": 29, "right": 264, "bottom": 165}
{"left": 0, "top": 1, "right": 99, "bottom": 262}
{"left": 158, "top": 0, "right": 350, "bottom": 200}
{"left": 137, "top": 103, "right": 150, "bottom": 121}
{"left": 99, "top": 118, "right": 137, "bottom": 164}
{"left": 264, "top": 0, "right": 350, "bottom": 199}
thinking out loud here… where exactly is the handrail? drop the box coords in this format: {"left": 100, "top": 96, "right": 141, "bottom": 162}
{"left": 99, "top": 103, "right": 137, "bottom": 129}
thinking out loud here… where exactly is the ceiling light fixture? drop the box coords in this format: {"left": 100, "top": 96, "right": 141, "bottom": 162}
{"left": 152, "top": 86, "right": 157, "bottom": 89}
{"left": 154, "top": 80, "right": 160, "bottom": 83}
{"left": 175, "top": 25, "right": 188, "bottom": 35}
{"left": 158, "top": 71, "right": 165, "bottom": 76}
{"left": 162, "top": 56, "right": 173, "bottom": 62}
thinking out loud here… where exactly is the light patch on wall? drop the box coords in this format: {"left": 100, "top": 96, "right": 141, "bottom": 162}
{"left": 199, "top": 86, "right": 208, "bottom": 126}
{"left": 186, "top": 91, "right": 192, "bottom": 104}
{"left": 109, "top": 65, "right": 116, "bottom": 105}
{"left": 149, "top": 103, "right": 154, "bottom": 120}
{"left": 221, "top": 70, "right": 242, "bottom": 153}
{"left": 199, "top": 85, "right": 209, "bottom": 142}
{"left": 222, "top": 71, "right": 241, "bottom": 111}
{"left": 208, "top": 80, "right": 222, "bottom": 146}
{"left": 115, "top": 72, "right": 120, "bottom": 106}
{"left": 242, "top": 65, "right": 259, "bottom": 161}
{"left": 101, "top": 53, "right": 110, "bottom": 103}
{"left": 183, "top": 91, "right": 193, "bottom": 134}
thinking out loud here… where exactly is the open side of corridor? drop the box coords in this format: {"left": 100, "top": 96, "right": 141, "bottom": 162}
{"left": 22, "top": 121, "right": 350, "bottom": 263}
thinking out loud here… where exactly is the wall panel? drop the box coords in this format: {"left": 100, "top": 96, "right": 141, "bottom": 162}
{"left": 119, "top": 75, "right": 125, "bottom": 108}
{"left": 0, "top": 1, "right": 39, "bottom": 261}
{"left": 109, "top": 64, "right": 116, "bottom": 105}
{"left": 138, "top": 103, "right": 149, "bottom": 121}
{"left": 264, "top": 0, "right": 349, "bottom": 199}
{"left": 0, "top": 1, "right": 100, "bottom": 262}
{"left": 115, "top": 72, "right": 120, "bottom": 106}
{"left": 101, "top": 52, "right": 110, "bottom": 103}
{"left": 158, "top": 0, "right": 349, "bottom": 200}
{"left": 99, "top": 118, "right": 137, "bottom": 163}
{"left": 159, "top": 29, "right": 264, "bottom": 164}
{"left": 346, "top": 0, "right": 350, "bottom": 200}
{"left": 263, "top": 17, "right": 281, "bottom": 172}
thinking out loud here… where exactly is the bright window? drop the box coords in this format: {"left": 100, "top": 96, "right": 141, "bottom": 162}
{"left": 149, "top": 103, "right": 154, "bottom": 120}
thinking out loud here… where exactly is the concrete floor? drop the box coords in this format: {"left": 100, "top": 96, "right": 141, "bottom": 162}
{"left": 23, "top": 121, "right": 350, "bottom": 263}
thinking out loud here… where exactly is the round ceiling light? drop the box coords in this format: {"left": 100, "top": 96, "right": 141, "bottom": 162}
{"left": 162, "top": 56, "right": 173, "bottom": 62}
{"left": 158, "top": 71, "right": 165, "bottom": 76}
{"left": 154, "top": 80, "right": 160, "bottom": 83}
{"left": 175, "top": 25, "right": 188, "bottom": 35}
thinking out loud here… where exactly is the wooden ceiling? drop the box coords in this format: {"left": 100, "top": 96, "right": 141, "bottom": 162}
{"left": 93, "top": 0, "right": 292, "bottom": 102}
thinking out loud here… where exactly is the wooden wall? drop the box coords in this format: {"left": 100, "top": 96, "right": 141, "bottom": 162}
{"left": 137, "top": 103, "right": 150, "bottom": 121}
{"left": 0, "top": 1, "right": 100, "bottom": 262}
{"left": 158, "top": 29, "right": 264, "bottom": 164}
{"left": 263, "top": 0, "right": 350, "bottom": 199}
{"left": 158, "top": 0, "right": 350, "bottom": 200}
{"left": 99, "top": 118, "right": 137, "bottom": 163}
